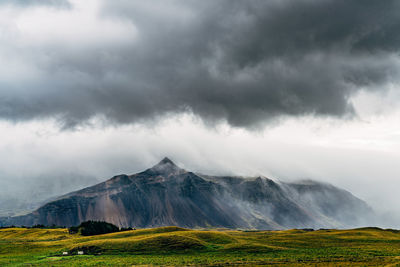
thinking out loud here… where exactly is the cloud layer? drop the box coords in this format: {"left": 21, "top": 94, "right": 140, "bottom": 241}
{"left": 0, "top": 0, "right": 399, "bottom": 128}
{"left": 1, "top": 112, "right": 400, "bottom": 226}
{"left": 0, "top": 0, "right": 70, "bottom": 8}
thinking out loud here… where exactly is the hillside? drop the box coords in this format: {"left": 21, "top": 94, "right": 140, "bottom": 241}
{"left": 1, "top": 226, "right": 400, "bottom": 266}
{"left": 0, "top": 158, "right": 373, "bottom": 229}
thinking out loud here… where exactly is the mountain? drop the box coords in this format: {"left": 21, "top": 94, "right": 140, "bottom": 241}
{"left": 0, "top": 158, "right": 374, "bottom": 229}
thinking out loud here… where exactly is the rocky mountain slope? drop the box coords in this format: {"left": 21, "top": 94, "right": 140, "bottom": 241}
{"left": 0, "top": 158, "right": 373, "bottom": 229}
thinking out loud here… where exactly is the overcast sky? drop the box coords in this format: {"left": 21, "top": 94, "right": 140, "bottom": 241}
{"left": 0, "top": 0, "right": 400, "bottom": 226}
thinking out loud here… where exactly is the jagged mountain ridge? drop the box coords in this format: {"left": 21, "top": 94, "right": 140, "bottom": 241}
{"left": 0, "top": 158, "right": 373, "bottom": 229}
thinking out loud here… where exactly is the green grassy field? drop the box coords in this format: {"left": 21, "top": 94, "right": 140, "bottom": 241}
{"left": 1, "top": 226, "right": 400, "bottom": 266}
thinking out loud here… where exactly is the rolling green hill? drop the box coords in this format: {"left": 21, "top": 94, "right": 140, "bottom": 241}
{"left": 1, "top": 226, "right": 400, "bottom": 266}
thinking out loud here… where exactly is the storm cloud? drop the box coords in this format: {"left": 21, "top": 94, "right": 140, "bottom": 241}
{"left": 0, "top": 0, "right": 400, "bottom": 128}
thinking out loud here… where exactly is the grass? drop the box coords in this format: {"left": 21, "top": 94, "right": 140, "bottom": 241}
{"left": 1, "top": 226, "right": 400, "bottom": 266}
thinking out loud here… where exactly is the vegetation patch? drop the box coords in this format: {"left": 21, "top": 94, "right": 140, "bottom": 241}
{"left": 221, "top": 243, "right": 280, "bottom": 253}
{"left": 68, "top": 221, "right": 120, "bottom": 236}
{"left": 188, "top": 231, "right": 237, "bottom": 245}
{"left": 132, "top": 234, "right": 206, "bottom": 253}
{"left": 69, "top": 245, "right": 103, "bottom": 255}
{"left": 67, "top": 233, "right": 206, "bottom": 255}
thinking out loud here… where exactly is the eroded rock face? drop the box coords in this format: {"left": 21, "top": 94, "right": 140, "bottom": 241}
{"left": 1, "top": 158, "right": 374, "bottom": 229}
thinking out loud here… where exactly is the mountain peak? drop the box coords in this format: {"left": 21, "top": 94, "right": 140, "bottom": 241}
{"left": 159, "top": 157, "right": 176, "bottom": 166}
{"left": 147, "top": 157, "right": 184, "bottom": 175}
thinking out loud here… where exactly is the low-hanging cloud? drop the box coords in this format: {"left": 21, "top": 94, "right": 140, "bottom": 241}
{"left": 0, "top": 0, "right": 400, "bottom": 128}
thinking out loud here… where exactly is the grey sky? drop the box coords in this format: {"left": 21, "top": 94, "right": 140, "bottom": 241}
{"left": 0, "top": 0, "right": 70, "bottom": 8}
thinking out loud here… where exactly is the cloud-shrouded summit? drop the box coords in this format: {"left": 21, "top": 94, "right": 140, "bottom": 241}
{"left": 0, "top": 0, "right": 400, "bottom": 128}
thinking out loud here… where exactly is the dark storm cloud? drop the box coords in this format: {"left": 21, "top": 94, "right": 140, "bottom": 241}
{"left": 1, "top": 0, "right": 400, "bottom": 128}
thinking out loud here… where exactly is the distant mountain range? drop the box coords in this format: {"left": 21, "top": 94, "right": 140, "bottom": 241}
{"left": 0, "top": 158, "right": 374, "bottom": 229}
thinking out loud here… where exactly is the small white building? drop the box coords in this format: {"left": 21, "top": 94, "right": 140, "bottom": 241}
{"left": 78, "top": 251, "right": 84, "bottom": 255}
{"left": 62, "top": 252, "right": 68, "bottom": 255}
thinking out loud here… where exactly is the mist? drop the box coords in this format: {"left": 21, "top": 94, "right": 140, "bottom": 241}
{"left": 0, "top": 104, "right": 400, "bottom": 227}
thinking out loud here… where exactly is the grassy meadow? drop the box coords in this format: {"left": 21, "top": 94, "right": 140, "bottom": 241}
{"left": 1, "top": 226, "right": 400, "bottom": 266}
